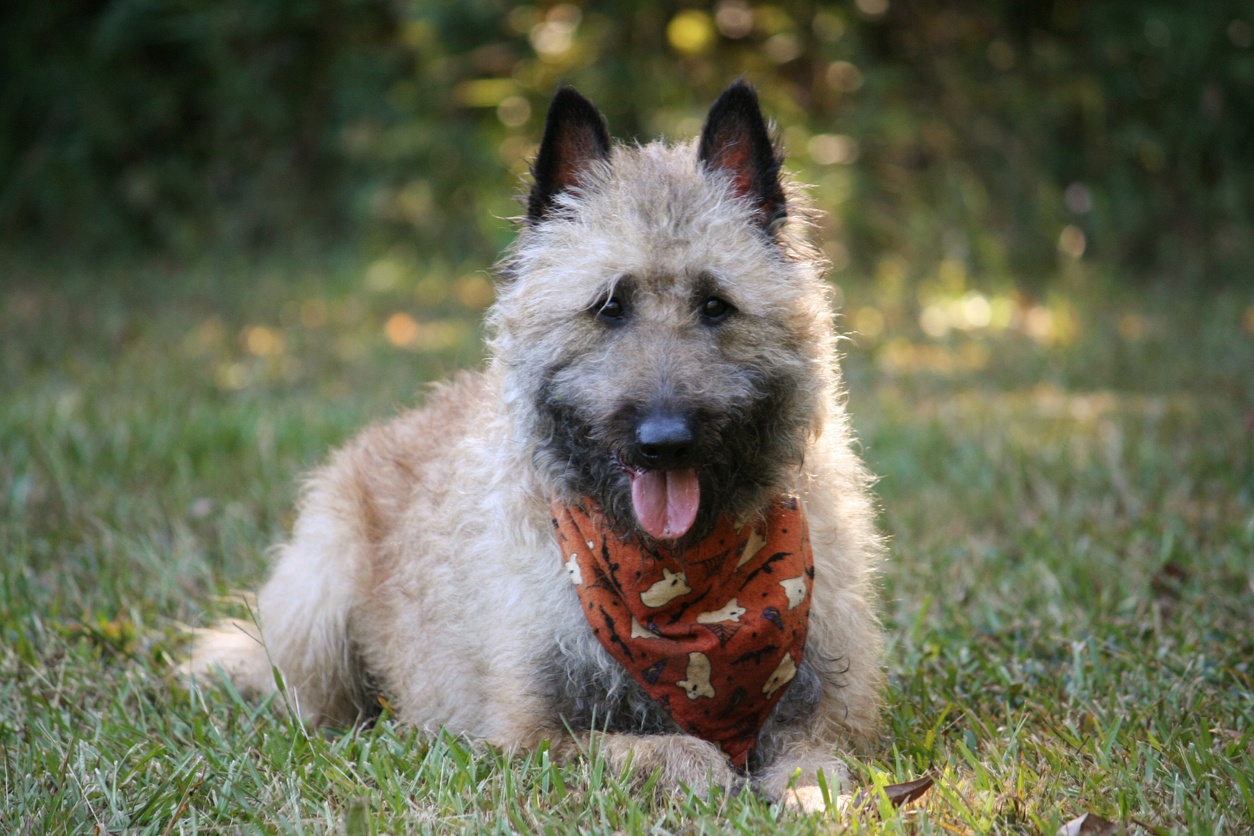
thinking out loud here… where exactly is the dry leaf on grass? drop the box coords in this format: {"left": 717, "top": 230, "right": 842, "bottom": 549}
{"left": 1056, "top": 812, "right": 1117, "bottom": 835}
{"left": 834, "top": 772, "right": 935, "bottom": 815}
{"left": 858, "top": 773, "right": 936, "bottom": 808}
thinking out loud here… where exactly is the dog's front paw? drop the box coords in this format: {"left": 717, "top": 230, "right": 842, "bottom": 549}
{"left": 754, "top": 756, "right": 851, "bottom": 814}
{"left": 592, "top": 732, "right": 741, "bottom": 798}
{"left": 780, "top": 784, "right": 824, "bottom": 813}
{"left": 777, "top": 783, "right": 857, "bottom": 814}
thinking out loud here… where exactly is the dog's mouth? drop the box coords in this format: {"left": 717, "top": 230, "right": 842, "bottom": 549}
{"left": 619, "top": 459, "right": 703, "bottom": 541}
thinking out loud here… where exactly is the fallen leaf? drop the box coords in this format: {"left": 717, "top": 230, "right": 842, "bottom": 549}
{"left": 1150, "top": 560, "right": 1190, "bottom": 618}
{"left": 847, "top": 772, "right": 935, "bottom": 812}
{"left": 880, "top": 774, "right": 936, "bottom": 807}
{"left": 1057, "top": 812, "right": 1117, "bottom": 835}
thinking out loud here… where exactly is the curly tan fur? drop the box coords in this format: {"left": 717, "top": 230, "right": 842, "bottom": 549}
{"left": 184, "top": 83, "right": 885, "bottom": 811}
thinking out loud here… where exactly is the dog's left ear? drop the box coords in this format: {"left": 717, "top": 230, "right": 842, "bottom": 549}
{"left": 698, "top": 81, "right": 786, "bottom": 229}
{"left": 528, "top": 86, "right": 611, "bottom": 223}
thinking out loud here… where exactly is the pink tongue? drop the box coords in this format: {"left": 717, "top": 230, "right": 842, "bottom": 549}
{"left": 629, "top": 469, "right": 701, "bottom": 540}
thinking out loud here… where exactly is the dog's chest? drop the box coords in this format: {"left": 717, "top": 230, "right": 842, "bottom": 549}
{"left": 537, "top": 615, "right": 825, "bottom": 741}
{"left": 539, "top": 631, "right": 680, "bottom": 735}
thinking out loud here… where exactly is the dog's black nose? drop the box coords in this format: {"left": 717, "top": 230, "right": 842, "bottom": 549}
{"left": 635, "top": 413, "right": 695, "bottom": 470}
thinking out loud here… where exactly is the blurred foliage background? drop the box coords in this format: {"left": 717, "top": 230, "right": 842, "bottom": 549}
{"left": 2, "top": 0, "right": 1252, "bottom": 291}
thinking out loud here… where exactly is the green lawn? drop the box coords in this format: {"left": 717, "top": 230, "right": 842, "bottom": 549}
{"left": 2, "top": 251, "right": 1251, "bottom": 833}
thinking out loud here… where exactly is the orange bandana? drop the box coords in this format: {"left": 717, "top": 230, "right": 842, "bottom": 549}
{"left": 552, "top": 497, "right": 813, "bottom": 767}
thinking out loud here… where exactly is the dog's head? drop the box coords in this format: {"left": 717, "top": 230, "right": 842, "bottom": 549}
{"left": 491, "top": 82, "right": 838, "bottom": 544}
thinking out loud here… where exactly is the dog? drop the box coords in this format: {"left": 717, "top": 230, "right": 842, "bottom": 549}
{"left": 184, "top": 80, "right": 885, "bottom": 810}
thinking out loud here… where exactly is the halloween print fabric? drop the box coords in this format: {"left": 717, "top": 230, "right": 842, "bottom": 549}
{"left": 552, "top": 496, "right": 814, "bottom": 767}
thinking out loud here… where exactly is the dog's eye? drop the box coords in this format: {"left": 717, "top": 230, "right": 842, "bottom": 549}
{"left": 700, "top": 296, "right": 733, "bottom": 323}
{"left": 596, "top": 296, "right": 626, "bottom": 322}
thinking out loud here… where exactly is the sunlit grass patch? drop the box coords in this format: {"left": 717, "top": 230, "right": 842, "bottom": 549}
{"left": 2, "top": 250, "right": 1251, "bottom": 832}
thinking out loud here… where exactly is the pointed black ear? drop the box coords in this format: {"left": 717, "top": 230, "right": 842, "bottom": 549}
{"left": 527, "top": 86, "right": 611, "bottom": 223}
{"left": 698, "top": 81, "right": 786, "bottom": 229}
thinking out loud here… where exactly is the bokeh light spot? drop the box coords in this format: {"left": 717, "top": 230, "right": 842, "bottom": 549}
{"left": 809, "top": 134, "right": 859, "bottom": 165}
{"left": 668, "top": 10, "right": 716, "bottom": 55}
{"left": 244, "top": 325, "right": 283, "bottom": 357}
{"left": 855, "top": 0, "right": 889, "bottom": 18}
{"left": 715, "top": 1, "right": 754, "bottom": 39}
{"left": 1059, "top": 225, "right": 1087, "bottom": 259}
{"left": 385, "top": 312, "right": 420, "bottom": 347}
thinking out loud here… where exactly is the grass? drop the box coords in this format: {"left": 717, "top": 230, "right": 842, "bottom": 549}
{"left": 2, "top": 249, "right": 1251, "bottom": 833}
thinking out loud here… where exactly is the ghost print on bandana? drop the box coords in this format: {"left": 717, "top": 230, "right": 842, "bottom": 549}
{"left": 552, "top": 496, "right": 813, "bottom": 768}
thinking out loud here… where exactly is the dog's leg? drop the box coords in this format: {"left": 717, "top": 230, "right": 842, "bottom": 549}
{"left": 184, "top": 475, "right": 369, "bottom": 725}
{"left": 749, "top": 581, "right": 884, "bottom": 811}
{"left": 537, "top": 730, "right": 744, "bottom": 798}
{"left": 752, "top": 732, "right": 853, "bottom": 813}
{"left": 752, "top": 661, "right": 882, "bottom": 810}
{"left": 484, "top": 648, "right": 743, "bottom": 798}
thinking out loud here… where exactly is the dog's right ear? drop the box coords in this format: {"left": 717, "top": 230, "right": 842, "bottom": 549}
{"left": 698, "top": 80, "right": 786, "bottom": 230}
{"left": 527, "top": 86, "right": 611, "bottom": 223}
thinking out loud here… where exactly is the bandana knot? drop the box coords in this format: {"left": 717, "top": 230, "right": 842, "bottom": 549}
{"left": 552, "top": 496, "right": 813, "bottom": 767}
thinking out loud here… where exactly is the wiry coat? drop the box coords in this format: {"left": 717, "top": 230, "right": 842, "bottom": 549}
{"left": 185, "top": 82, "right": 885, "bottom": 808}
